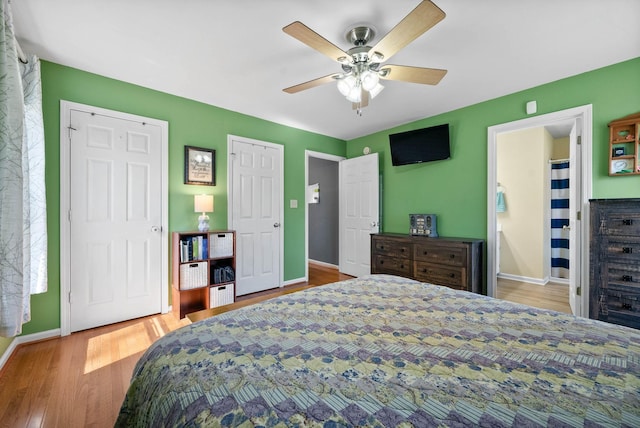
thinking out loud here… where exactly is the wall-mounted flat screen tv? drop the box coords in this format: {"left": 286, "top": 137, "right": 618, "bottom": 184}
{"left": 389, "top": 123, "right": 450, "bottom": 166}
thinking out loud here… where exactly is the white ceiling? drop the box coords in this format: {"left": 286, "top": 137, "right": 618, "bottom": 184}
{"left": 12, "top": 0, "right": 640, "bottom": 141}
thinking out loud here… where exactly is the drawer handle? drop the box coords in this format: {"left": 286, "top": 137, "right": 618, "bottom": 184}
{"left": 423, "top": 251, "right": 428, "bottom": 255}
{"left": 401, "top": 248, "right": 405, "bottom": 252}
{"left": 400, "top": 264, "right": 404, "bottom": 269}
{"left": 622, "top": 275, "right": 633, "bottom": 282}
{"left": 623, "top": 219, "right": 633, "bottom": 226}
{"left": 449, "top": 273, "right": 456, "bottom": 278}
{"left": 422, "top": 268, "right": 428, "bottom": 273}
{"left": 623, "top": 247, "right": 633, "bottom": 254}
{"left": 450, "top": 254, "right": 455, "bottom": 259}
{"left": 379, "top": 260, "right": 384, "bottom": 265}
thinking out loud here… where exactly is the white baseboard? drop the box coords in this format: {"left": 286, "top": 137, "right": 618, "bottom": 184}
{"left": 0, "top": 328, "right": 61, "bottom": 371}
{"left": 308, "top": 259, "right": 339, "bottom": 269}
{"left": 283, "top": 277, "right": 305, "bottom": 287}
{"left": 497, "top": 273, "right": 549, "bottom": 286}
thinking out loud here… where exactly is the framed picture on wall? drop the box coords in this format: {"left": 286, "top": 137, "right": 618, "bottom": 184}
{"left": 184, "top": 145, "right": 216, "bottom": 185}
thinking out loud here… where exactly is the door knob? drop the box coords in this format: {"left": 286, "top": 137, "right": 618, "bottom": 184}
{"left": 274, "top": 222, "right": 281, "bottom": 228}
{"left": 151, "top": 226, "right": 160, "bottom": 232}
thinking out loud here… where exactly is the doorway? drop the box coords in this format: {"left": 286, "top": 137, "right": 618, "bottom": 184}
{"left": 59, "top": 101, "right": 169, "bottom": 336}
{"left": 487, "top": 105, "right": 592, "bottom": 317}
{"left": 305, "top": 151, "right": 344, "bottom": 281}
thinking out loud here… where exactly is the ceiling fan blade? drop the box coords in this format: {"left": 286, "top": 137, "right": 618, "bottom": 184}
{"left": 352, "top": 89, "right": 370, "bottom": 110}
{"left": 379, "top": 65, "right": 447, "bottom": 85}
{"left": 283, "top": 21, "right": 350, "bottom": 63}
{"left": 368, "top": 1, "right": 445, "bottom": 62}
{"left": 283, "top": 73, "right": 339, "bottom": 94}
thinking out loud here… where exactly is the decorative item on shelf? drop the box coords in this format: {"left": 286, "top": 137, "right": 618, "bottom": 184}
{"left": 612, "top": 147, "right": 625, "bottom": 157}
{"left": 194, "top": 194, "right": 214, "bottom": 232}
{"left": 612, "top": 159, "right": 633, "bottom": 174}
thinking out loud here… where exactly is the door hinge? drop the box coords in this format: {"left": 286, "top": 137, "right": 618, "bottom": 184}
{"left": 577, "top": 211, "right": 581, "bottom": 221}
{"left": 576, "top": 286, "right": 581, "bottom": 296}
{"left": 68, "top": 291, "right": 73, "bottom": 303}
{"left": 577, "top": 136, "right": 582, "bottom": 145}
{"left": 68, "top": 210, "right": 72, "bottom": 222}
{"left": 67, "top": 125, "right": 77, "bottom": 141}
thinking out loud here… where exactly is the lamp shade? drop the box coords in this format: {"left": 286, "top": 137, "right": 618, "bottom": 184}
{"left": 194, "top": 194, "right": 214, "bottom": 213}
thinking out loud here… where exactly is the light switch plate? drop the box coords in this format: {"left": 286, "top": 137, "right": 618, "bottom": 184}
{"left": 290, "top": 199, "right": 298, "bottom": 208}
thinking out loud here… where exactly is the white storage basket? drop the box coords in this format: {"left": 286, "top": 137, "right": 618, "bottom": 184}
{"left": 210, "top": 283, "right": 235, "bottom": 308}
{"left": 179, "top": 262, "right": 207, "bottom": 290}
{"left": 209, "top": 232, "right": 234, "bottom": 258}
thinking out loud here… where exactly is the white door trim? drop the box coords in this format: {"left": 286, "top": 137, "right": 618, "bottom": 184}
{"left": 487, "top": 104, "right": 592, "bottom": 317}
{"left": 227, "top": 134, "right": 284, "bottom": 289}
{"left": 59, "top": 101, "right": 169, "bottom": 336}
{"left": 304, "top": 150, "right": 345, "bottom": 281}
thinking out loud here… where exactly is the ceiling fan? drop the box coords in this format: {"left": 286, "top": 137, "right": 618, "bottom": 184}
{"left": 282, "top": 0, "right": 447, "bottom": 115}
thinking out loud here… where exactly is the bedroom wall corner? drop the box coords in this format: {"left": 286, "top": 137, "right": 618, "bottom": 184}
{"left": 0, "top": 336, "right": 14, "bottom": 371}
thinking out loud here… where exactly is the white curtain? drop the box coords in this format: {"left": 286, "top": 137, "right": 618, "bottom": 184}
{"left": 0, "top": 0, "right": 47, "bottom": 337}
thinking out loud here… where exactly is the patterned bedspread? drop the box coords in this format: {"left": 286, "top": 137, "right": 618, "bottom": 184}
{"left": 117, "top": 275, "right": 640, "bottom": 427}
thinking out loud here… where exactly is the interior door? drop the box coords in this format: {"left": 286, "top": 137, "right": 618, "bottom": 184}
{"left": 69, "top": 109, "right": 163, "bottom": 332}
{"left": 568, "top": 120, "right": 581, "bottom": 315}
{"left": 229, "top": 136, "right": 282, "bottom": 295}
{"left": 339, "top": 153, "right": 380, "bottom": 277}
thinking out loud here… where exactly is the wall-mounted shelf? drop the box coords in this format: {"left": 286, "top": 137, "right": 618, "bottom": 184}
{"left": 609, "top": 112, "right": 640, "bottom": 176}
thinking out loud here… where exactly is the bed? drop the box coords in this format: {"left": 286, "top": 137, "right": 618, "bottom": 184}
{"left": 116, "top": 275, "right": 640, "bottom": 427}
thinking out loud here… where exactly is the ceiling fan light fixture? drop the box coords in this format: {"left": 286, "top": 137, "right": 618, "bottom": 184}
{"left": 337, "top": 75, "right": 356, "bottom": 96}
{"left": 370, "top": 51, "right": 384, "bottom": 63}
{"left": 346, "top": 86, "right": 361, "bottom": 103}
{"left": 369, "top": 83, "right": 384, "bottom": 99}
{"left": 361, "top": 70, "right": 379, "bottom": 91}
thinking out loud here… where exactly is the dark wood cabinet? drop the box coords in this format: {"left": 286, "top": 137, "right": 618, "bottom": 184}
{"left": 590, "top": 199, "right": 640, "bottom": 329}
{"left": 371, "top": 233, "right": 484, "bottom": 294}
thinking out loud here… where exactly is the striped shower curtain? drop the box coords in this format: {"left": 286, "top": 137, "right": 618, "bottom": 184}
{"left": 550, "top": 161, "right": 570, "bottom": 279}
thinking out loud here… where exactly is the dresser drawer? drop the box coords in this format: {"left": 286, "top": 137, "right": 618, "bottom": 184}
{"left": 414, "top": 243, "right": 466, "bottom": 267}
{"left": 606, "top": 262, "right": 640, "bottom": 287}
{"left": 372, "top": 255, "right": 412, "bottom": 277}
{"left": 414, "top": 262, "right": 465, "bottom": 289}
{"left": 605, "top": 236, "right": 640, "bottom": 262}
{"left": 372, "top": 238, "right": 412, "bottom": 259}
{"left": 602, "top": 213, "right": 640, "bottom": 236}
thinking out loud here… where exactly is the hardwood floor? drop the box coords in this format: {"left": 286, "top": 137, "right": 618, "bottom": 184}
{"left": 0, "top": 263, "right": 350, "bottom": 428}
{"left": 497, "top": 277, "right": 572, "bottom": 314}
{"left": 0, "top": 265, "right": 569, "bottom": 427}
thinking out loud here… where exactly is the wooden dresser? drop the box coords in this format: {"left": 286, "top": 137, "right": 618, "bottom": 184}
{"left": 590, "top": 199, "right": 640, "bottom": 329}
{"left": 371, "top": 233, "right": 484, "bottom": 294}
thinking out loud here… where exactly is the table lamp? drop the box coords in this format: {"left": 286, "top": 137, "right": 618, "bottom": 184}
{"left": 194, "top": 194, "right": 214, "bottom": 232}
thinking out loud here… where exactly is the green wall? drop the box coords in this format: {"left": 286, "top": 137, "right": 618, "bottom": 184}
{"left": 347, "top": 57, "right": 640, "bottom": 238}
{"left": 9, "top": 61, "right": 345, "bottom": 343}
{"left": 2, "top": 57, "right": 639, "bottom": 360}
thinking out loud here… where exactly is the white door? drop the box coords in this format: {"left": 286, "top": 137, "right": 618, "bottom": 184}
{"left": 68, "top": 109, "right": 163, "bottom": 332}
{"left": 339, "top": 153, "right": 380, "bottom": 277}
{"left": 568, "top": 120, "right": 581, "bottom": 315}
{"left": 229, "top": 135, "right": 283, "bottom": 295}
